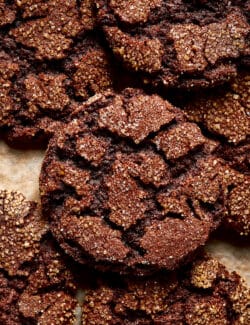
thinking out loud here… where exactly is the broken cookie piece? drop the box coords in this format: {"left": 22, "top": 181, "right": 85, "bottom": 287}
{"left": 0, "top": 190, "right": 47, "bottom": 276}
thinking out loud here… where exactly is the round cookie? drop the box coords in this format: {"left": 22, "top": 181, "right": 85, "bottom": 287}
{"left": 40, "top": 88, "right": 244, "bottom": 274}
{"left": 83, "top": 254, "right": 250, "bottom": 324}
{"left": 0, "top": 36, "right": 118, "bottom": 145}
{"left": 183, "top": 73, "right": 250, "bottom": 236}
{"left": 95, "top": 0, "right": 249, "bottom": 90}
{"left": 0, "top": 1, "right": 131, "bottom": 145}
{"left": 0, "top": 189, "right": 82, "bottom": 324}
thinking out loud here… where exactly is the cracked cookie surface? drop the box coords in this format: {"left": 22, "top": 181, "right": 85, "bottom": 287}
{"left": 40, "top": 89, "right": 244, "bottom": 274}
{"left": 0, "top": 189, "right": 81, "bottom": 324}
{"left": 95, "top": 0, "right": 249, "bottom": 90}
{"left": 182, "top": 73, "right": 250, "bottom": 236}
{"left": 0, "top": 2, "right": 126, "bottom": 145}
{"left": 83, "top": 254, "right": 250, "bottom": 324}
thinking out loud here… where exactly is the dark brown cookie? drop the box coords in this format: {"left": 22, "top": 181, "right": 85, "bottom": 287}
{"left": 0, "top": 36, "right": 119, "bottom": 145}
{"left": 18, "top": 239, "right": 80, "bottom": 325}
{"left": 11, "top": 0, "right": 95, "bottom": 60}
{"left": 82, "top": 254, "right": 250, "bottom": 324}
{"left": 0, "top": 18, "right": 139, "bottom": 145}
{"left": 95, "top": 0, "right": 249, "bottom": 90}
{"left": 0, "top": 0, "right": 129, "bottom": 145}
{"left": 0, "top": 190, "right": 47, "bottom": 277}
{"left": 40, "top": 88, "right": 244, "bottom": 274}
{"left": 183, "top": 73, "right": 250, "bottom": 236}
{"left": 0, "top": 189, "right": 82, "bottom": 324}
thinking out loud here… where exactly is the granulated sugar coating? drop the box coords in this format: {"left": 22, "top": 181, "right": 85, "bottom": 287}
{"left": 11, "top": 0, "right": 95, "bottom": 60}
{"left": 40, "top": 89, "right": 248, "bottom": 274}
{"left": 82, "top": 254, "right": 250, "bottom": 324}
{"left": 0, "top": 189, "right": 82, "bottom": 324}
{"left": 0, "top": 190, "right": 47, "bottom": 276}
{"left": 96, "top": 0, "right": 249, "bottom": 90}
{"left": 183, "top": 73, "right": 250, "bottom": 236}
{"left": 183, "top": 74, "right": 249, "bottom": 145}
{"left": 0, "top": 1, "right": 132, "bottom": 145}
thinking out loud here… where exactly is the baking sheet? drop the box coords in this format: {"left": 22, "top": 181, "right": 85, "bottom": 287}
{"left": 0, "top": 139, "right": 249, "bottom": 285}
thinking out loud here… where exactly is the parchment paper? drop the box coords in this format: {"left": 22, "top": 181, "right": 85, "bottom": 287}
{"left": 0, "top": 139, "right": 249, "bottom": 285}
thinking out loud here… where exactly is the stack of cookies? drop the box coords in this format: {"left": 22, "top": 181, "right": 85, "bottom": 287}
{"left": 0, "top": 1, "right": 249, "bottom": 324}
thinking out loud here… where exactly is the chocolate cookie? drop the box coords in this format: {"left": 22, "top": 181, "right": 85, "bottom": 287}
{"left": 40, "top": 89, "right": 244, "bottom": 274}
{"left": 0, "top": 1, "right": 16, "bottom": 27}
{"left": 95, "top": 0, "right": 249, "bottom": 90}
{"left": 0, "top": 36, "right": 118, "bottom": 145}
{"left": 11, "top": 0, "right": 95, "bottom": 60}
{"left": 0, "top": 0, "right": 132, "bottom": 145}
{"left": 0, "top": 189, "right": 82, "bottom": 324}
{"left": 18, "top": 238, "right": 80, "bottom": 325}
{"left": 0, "top": 271, "right": 24, "bottom": 325}
{"left": 183, "top": 73, "right": 250, "bottom": 236}
{"left": 83, "top": 254, "right": 250, "bottom": 324}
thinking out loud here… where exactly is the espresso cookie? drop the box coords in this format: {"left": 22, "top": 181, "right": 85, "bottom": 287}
{"left": 183, "top": 73, "right": 250, "bottom": 236}
{"left": 95, "top": 0, "right": 249, "bottom": 90}
{"left": 0, "top": 189, "right": 82, "bottom": 324}
{"left": 40, "top": 89, "right": 243, "bottom": 274}
{"left": 83, "top": 254, "right": 250, "bottom": 324}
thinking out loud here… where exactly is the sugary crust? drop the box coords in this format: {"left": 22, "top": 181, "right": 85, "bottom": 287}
{"left": 183, "top": 74, "right": 250, "bottom": 145}
{"left": 82, "top": 255, "right": 250, "bottom": 324}
{"left": 0, "top": 190, "right": 47, "bottom": 276}
{"left": 11, "top": 0, "right": 95, "bottom": 60}
{"left": 183, "top": 73, "right": 250, "bottom": 236}
{"left": 96, "top": 0, "right": 249, "bottom": 90}
{"left": 0, "top": 190, "right": 80, "bottom": 324}
{"left": 0, "top": 0, "right": 16, "bottom": 27}
{"left": 0, "top": 3, "right": 120, "bottom": 144}
{"left": 40, "top": 89, "right": 245, "bottom": 274}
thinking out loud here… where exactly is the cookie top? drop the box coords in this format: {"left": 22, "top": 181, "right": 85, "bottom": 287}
{"left": 95, "top": 0, "right": 249, "bottom": 90}
{"left": 183, "top": 73, "right": 250, "bottom": 236}
{"left": 40, "top": 88, "right": 243, "bottom": 274}
{"left": 183, "top": 74, "right": 249, "bottom": 146}
{"left": 0, "top": 189, "right": 82, "bottom": 324}
{"left": 0, "top": 35, "right": 119, "bottom": 145}
{"left": 0, "top": 1, "right": 135, "bottom": 145}
{"left": 11, "top": 0, "right": 95, "bottom": 60}
{"left": 83, "top": 254, "right": 250, "bottom": 324}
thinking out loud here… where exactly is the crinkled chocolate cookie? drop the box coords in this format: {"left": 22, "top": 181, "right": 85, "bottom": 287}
{"left": 18, "top": 238, "right": 80, "bottom": 325}
{"left": 83, "top": 254, "right": 250, "bottom": 324}
{"left": 183, "top": 73, "right": 250, "bottom": 236}
{"left": 0, "top": 45, "right": 75, "bottom": 144}
{"left": 95, "top": 0, "right": 249, "bottom": 90}
{"left": 0, "top": 34, "right": 121, "bottom": 145}
{"left": 0, "top": 0, "right": 129, "bottom": 145}
{"left": 0, "top": 189, "right": 82, "bottom": 324}
{"left": 11, "top": 0, "right": 95, "bottom": 60}
{"left": 40, "top": 89, "right": 244, "bottom": 274}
